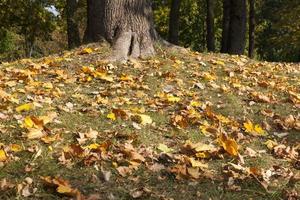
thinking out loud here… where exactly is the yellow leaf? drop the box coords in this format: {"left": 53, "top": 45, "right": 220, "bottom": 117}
{"left": 10, "top": 144, "right": 23, "bottom": 152}
{"left": 42, "top": 82, "right": 53, "bottom": 89}
{"left": 94, "top": 72, "right": 114, "bottom": 82}
{"left": 212, "top": 60, "right": 225, "bottom": 66}
{"left": 27, "top": 128, "right": 46, "bottom": 139}
{"left": 57, "top": 185, "right": 73, "bottom": 194}
{"left": 23, "top": 116, "right": 44, "bottom": 129}
{"left": 120, "top": 74, "right": 133, "bottom": 81}
{"left": 216, "top": 114, "right": 231, "bottom": 124}
{"left": 132, "top": 114, "right": 152, "bottom": 125}
{"left": 218, "top": 133, "right": 239, "bottom": 156}
{"left": 195, "top": 152, "right": 210, "bottom": 158}
{"left": 244, "top": 120, "right": 267, "bottom": 136}
{"left": 188, "top": 157, "right": 208, "bottom": 168}
{"left": 41, "top": 134, "right": 60, "bottom": 144}
{"left": 24, "top": 116, "right": 34, "bottom": 128}
{"left": 244, "top": 120, "right": 254, "bottom": 133}
{"left": 86, "top": 143, "right": 100, "bottom": 150}
{"left": 166, "top": 94, "right": 180, "bottom": 103}
{"left": 254, "top": 125, "right": 267, "bottom": 135}
{"left": 190, "top": 101, "right": 202, "bottom": 107}
{"left": 202, "top": 72, "right": 217, "bottom": 81}
{"left": 264, "top": 140, "right": 278, "bottom": 150}
{"left": 81, "top": 66, "right": 94, "bottom": 74}
{"left": 80, "top": 48, "right": 93, "bottom": 54}
{"left": 157, "top": 144, "right": 173, "bottom": 153}
{"left": 107, "top": 112, "right": 116, "bottom": 121}
{"left": 16, "top": 103, "right": 34, "bottom": 113}
{"left": 0, "top": 149, "right": 7, "bottom": 162}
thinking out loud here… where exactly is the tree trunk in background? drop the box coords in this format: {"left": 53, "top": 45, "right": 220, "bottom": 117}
{"left": 168, "top": 0, "right": 181, "bottom": 45}
{"left": 228, "top": 0, "right": 247, "bottom": 55}
{"left": 248, "top": 0, "right": 255, "bottom": 58}
{"left": 99, "top": 0, "right": 158, "bottom": 60}
{"left": 83, "top": 0, "right": 103, "bottom": 43}
{"left": 206, "top": 0, "right": 215, "bottom": 52}
{"left": 66, "top": 0, "right": 80, "bottom": 49}
{"left": 221, "top": 0, "right": 230, "bottom": 53}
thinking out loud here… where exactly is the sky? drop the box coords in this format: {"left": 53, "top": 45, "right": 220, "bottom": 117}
{"left": 45, "top": 5, "right": 59, "bottom": 17}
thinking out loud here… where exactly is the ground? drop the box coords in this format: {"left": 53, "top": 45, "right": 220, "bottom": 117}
{"left": 0, "top": 43, "right": 299, "bottom": 200}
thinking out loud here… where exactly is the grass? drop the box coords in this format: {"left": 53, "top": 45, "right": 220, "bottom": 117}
{"left": 0, "top": 44, "right": 299, "bottom": 199}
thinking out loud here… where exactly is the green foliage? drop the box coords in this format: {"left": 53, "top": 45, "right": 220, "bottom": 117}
{"left": 257, "top": 0, "right": 300, "bottom": 62}
{"left": 0, "top": 29, "right": 14, "bottom": 53}
{"left": 0, "top": 0, "right": 58, "bottom": 57}
{"left": 0, "top": 0, "right": 299, "bottom": 62}
{"left": 154, "top": 0, "right": 207, "bottom": 51}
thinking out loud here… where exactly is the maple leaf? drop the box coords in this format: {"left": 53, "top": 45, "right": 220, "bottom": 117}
{"left": 41, "top": 176, "right": 83, "bottom": 199}
{"left": 16, "top": 103, "right": 34, "bottom": 113}
{"left": 218, "top": 133, "right": 239, "bottom": 156}
{"left": 244, "top": 120, "right": 267, "bottom": 136}
{"left": 107, "top": 112, "right": 116, "bottom": 121}
{"left": 0, "top": 149, "right": 7, "bottom": 162}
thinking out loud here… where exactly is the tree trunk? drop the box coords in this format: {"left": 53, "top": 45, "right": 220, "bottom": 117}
{"left": 228, "top": 0, "right": 247, "bottom": 55}
{"left": 66, "top": 0, "right": 81, "bottom": 49}
{"left": 83, "top": 0, "right": 103, "bottom": 43}
{"left": 221, "top": 0, "right": 230, "bottom": 53}
{"left": 99, "top": 0, "right": 158, "bottom": 60}
{"left": 206, "top": 0, "right": 215, "bottom": 52}
{"left": 248, "top": 0, "right": 255, "bottom": 58}
{"left": 168, "top": 0, "right": 181, "bottom": 45}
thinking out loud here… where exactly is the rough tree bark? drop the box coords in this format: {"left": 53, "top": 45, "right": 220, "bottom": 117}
{"left": 228, "top": 0, "right": 247, "bottom": 55}
{"left": 83, "top": 0, "right": 103, "bottom": 43}
{"left": 168, "top": 0, "right": 181, "bottom": 45}
{"left": 221, "top": 0, "right": 230, "bottom": 53}
{"left": 66, "top": 0, "right": 81, "bottom": 49}
{"left": 248, "top": 0, "right": 255, "bottom": 58}
{"left": 99, "top": 0, "right": 158, "bottom": 60}
{"left": 206, "top": 0, "right": 215, "bottom": 52}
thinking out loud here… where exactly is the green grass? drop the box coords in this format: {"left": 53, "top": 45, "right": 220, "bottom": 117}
{"left": 0, "top": 45, "right": 299, "bottom": 199}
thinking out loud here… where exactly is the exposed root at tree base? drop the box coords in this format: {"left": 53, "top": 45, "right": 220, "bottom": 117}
{"left": 105, "top": 32, "right": 188, "bottom": 62}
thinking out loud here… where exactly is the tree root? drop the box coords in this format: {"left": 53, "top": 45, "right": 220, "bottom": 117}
{"left": 105, "top": 32, "right": 188, "bottom": 62}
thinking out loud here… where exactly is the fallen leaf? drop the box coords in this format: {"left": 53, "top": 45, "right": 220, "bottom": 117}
{"left": 218, "top": 133, "right": 239, "bottom": 156}
{"left": 41, "top": 176, "right": 82, "bottom": 199}
{"left": 0, "top": 149, "right": 7, "bottom": 162}
{"left": 244, "top": 120, "right": 267, "bottom": 136}
{"left": 16, "top": 103, "right": 34, "bottom": 113}
{"left": 107, "top": 112, "right": 116, "bottom": 121}
{"left": 80, "top": 48, "right": 93, "bottom": 55}
{"left": 26, "top": 128, "right": 46, "bottom": 139}
{"left": 157, "top": 144, "right": 174, "bottom": 153}
{"left": 131, "top": 114, "right": 152, "bottom": 125}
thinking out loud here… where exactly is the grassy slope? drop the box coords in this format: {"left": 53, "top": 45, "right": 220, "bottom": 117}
{"left": 0, "top": 44, "right": 299, "bottom": 200}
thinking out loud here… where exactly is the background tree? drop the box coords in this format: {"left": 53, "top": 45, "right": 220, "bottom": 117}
{"left": 206, "top": 0, "right": 215, "bottom": 52}
{"left": 66, "top": 0, "right": 81, "bottom": 49}
{"left": 0, "top": 0, "right": 56, "bottom": 57}
{"left": 257, "top": 0, "right": 300, "bottom": 62}
{"left": 83, "top": 0, "right": 103, "bottom": 43}
{"left": 227, "top": 0, "right": 247, "bottom": 55}
{"left": 168, "top": 0, "right": 181, "bottom": 45}
{"left": 220, "top": 0, "right": 230, "bottom": 53}
{"left": 97, "top": 0, "right": 158, "bottom": 60}
{"left": 248, "top": 0, "right": 255, "bottom": 58}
